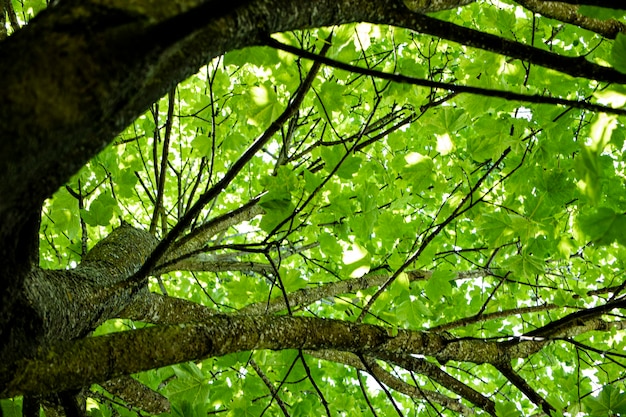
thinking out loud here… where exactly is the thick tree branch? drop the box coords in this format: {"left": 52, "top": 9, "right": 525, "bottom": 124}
{"left": 156, "top": 258, "right": 274, "bottom": 275}
{"left": 402, "top": 0, "right": 476, "bottom": 12}
{"left": 0, "top": 314, "right": 513, "bottom": 398}
{"left": 540, "top": 0, "right": 626, "bottom": 8}
{"left": 6, "top": 307, "right": 623, "bottom": 400}
{"left": 2, "top": 224, "right": 157, "bottom": 362}
{"left": 369, "top": 6, "right": 626, "bottom": 84}
{"left": 99, "top": 376, "right": 170, "bottom": 415}
{"left": 119, "top": 291, "right": 217, "bottom": 323}
{"left": 515, "top": 0, "right": 625, "bottom": 38}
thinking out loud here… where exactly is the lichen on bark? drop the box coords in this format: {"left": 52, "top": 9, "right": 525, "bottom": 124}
{"left": 3, "top": 224, "right": 157, "bottom": 363}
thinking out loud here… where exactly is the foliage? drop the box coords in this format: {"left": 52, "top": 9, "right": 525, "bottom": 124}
{"left": 4, "top": 0, "right": 626, "bottom": 416}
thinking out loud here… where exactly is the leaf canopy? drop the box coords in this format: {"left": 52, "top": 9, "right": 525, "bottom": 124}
{"left": 3, "top": 0, "right": 626, "bottom": 416}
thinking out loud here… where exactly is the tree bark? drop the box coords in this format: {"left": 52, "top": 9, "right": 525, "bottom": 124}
{"left": 2, "top": 224, "right": 157, "bottom": 363}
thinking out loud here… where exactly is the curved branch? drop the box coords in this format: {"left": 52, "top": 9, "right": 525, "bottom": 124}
{"left": 267, "top": 38, "right": 626, "bottom": 116}
{"left": 155, "top": 258, "right": 274, "bottom": 275}
{"left": 3, "top": 224, "right": 157, "bottom": 362}
{"left": 542, "top": 0, "right": 626, "bottom": 8}
{"left": 516, "top": 0, "right": 625, "bottom": 38}
{"left": 366, "top": 7, "right": 626, "bottom": 84}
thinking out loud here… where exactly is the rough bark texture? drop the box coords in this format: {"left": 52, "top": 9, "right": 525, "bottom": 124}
{"left": 99, "top": 377, "right": 170, "bottom": 414}
{"left": 515, "top": 0, "right": 625, "bottom": 38}
{"left": 0, "top": 316, "right": 485, "bottom": 397}
{"left": 4, "top": 305, "right": 621, "bottom": 399}
{"left": 2, "top": 224, "right": 157, "bottom": 363}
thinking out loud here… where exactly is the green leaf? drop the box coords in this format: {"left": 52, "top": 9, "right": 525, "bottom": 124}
{"left": 259, "top": 197, "right": 291, "bottom": 211}
{"left": 0, "top": 398, "right": 22, "bottom": 417}
{"left": 229, "top": 394, "right": 265, "bottom": 416}
{"left": 578, "top": 207, "right": 626, "bottom": 246}
{"left": 424, "top": 270, "right": 454, "bottom": 300}
{"left": 318, "top": 233, "right": 342, "bottom": 258}
{"left": 612, "top": 33, "right": 626, "bottom": 74}
{"left": 468, "top": 134, "right": 509, "bottom": 162}
{"left": 478, "top": 212, "right": 515, "bottom": 246}
{"left": 502, "top": 253, "right": 545, "bottom": 279}
{"left": 395, "top": 295, "right": 429, "bottom": 323}
{"left": 495, "top": 401, "right": 519, "bottom": 417}
{"left": 259, "top": 201, "right": 295, "bottom": 232}
{"left": 398, "top": 296, "right": 432, "bottom": 319}
{"left": 573, "top": 147, "right": 609, "bottom": 205}
{"left": 192, "top": 135, "right": 213, "bottom": 156}
{"left": 171, "top": 400, "right": 210, "bottom": 417}
{"left": 303, "top": 169, "right": 323, "bottom": 193}
{"left": 245, "top": 84, "right": 281, "bottom": 128}
{"left": 114, "top": 170, "right": 138, "bottom": 198}
{"left": 164, "top": 363, "right": 210, "bottom": 405}
{"left": 584, "top": 385, "right": 626, "bottom": 416}
{"left": 224, "top": 45, "right": 280, "bottom": 68}
{"left": 81, "top": 193, "right": 118, "bottom": 227}
{"left": 391, "top": 151, "right": 435, "bottom": 191}
{"left": 320, "top": 146, "right": 343, "bottom": 171}
{"left": 282, "top": 267, "right": 307, "bottom": 291}
{"left": 341, "top": 243, "right": 370, "bottom": 278}
{"left": 336, "top": 154, "right": 362, "bottom": 179}
{"left": 314, "top": 79, "right": 345, "bottom": 122}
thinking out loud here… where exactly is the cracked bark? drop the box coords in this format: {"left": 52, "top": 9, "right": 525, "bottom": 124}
{"left": 3, "top": 224, "right": 157, "bottom": 362}
{"left": 0, "top": 315, "right": 547, "bottom": 398}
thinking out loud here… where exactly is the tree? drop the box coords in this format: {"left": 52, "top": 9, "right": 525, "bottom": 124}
{"left": 1, "top": 0, "right": 626, "bottom": 415}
